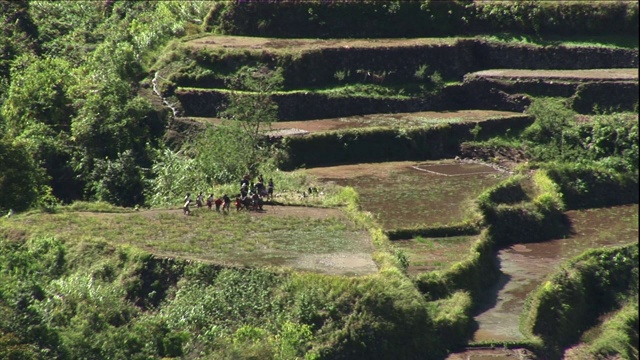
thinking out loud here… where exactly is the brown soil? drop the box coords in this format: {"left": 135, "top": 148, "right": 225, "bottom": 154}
{"left": 470, "top": 68, "right": 638, "bottom": 82}
{"left": 186, "top": 35, "right": 456, "bottom": 51}
{"left": 445, "top": 348, "right": 536, "bottom": 360}
{"left": 268, "top": 110, "right": 524, "bottom": 133}
{"left": 306, "top": 161, "right": 418, "bottom": 179}
{"left": 459, "top": 143, "right": 529, "bottom": 171}
{"left": 181, "top": 109, "right": 524, "bottom": 134}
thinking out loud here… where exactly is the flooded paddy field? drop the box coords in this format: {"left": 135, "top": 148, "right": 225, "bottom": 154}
{"left": 472, "top": 204, "right": 639, "bottom": 342}
{"left": 308, "top": 160, "right": 508, "bottom": 230}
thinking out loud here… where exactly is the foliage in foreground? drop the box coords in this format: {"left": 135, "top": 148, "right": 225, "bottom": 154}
{"left": 0, "top": 221, "right": 448, "bottom": 360}
{"left": 0, "top": 1, "right": 212, "bottom": 210}
{"left": 521, "top": 243, "right": 639, "bottom": 359}
{"left": 581, "top": 299, "right": 639, "bottom": 360}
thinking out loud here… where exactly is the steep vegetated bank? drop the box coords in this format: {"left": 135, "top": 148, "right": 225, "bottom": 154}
{"left": 157, "top": 38, "right": 637, "bottom": 119}
{"left": 204, "top": 1, "right": 638, "bottom": 38}
{"left": 563, "top": 298, "right": 639, "bottom": 359}
{"left": 521, "top": 243, "right": 639, "bottom": 359}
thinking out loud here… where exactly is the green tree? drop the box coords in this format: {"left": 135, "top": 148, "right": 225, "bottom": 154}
{"left": 70, "top": 64, "right": 161, "bottom": 204}
{"left": 0, "top": 0, "right": 39, "bottom": 79}
{"left": 190, "top": 121, "right": 259, "bottom": 184}
{"left": 219, "top": 66, "right": 283, "bottom": 177}
{"left": 89, "top": 150, "right": 146, "bottom": 207}
{"left": 1, "top": 55, "right": 75, "bottom": 137}
{"left": 0, "top": 137, "right": 45, "bottom": 212}
{"left": 1, "top": 54, "right": 79, "bottom": 201}
{"left": 147, "top": 67, "right": 282, "bottom": 204}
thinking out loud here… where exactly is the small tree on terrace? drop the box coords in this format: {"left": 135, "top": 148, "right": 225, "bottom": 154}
{"left": 148, "top": 66, "right": 283, "bottom": 201}
{"left": 218, "top": 66, "right": 283, "bottom": 177}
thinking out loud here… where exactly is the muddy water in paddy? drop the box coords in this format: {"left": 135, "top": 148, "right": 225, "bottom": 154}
{"left": 308, "top": 161, "right": 507, "bottom": 230}
{"left": 472, "top": 204, "right": 639, "bottom": 342}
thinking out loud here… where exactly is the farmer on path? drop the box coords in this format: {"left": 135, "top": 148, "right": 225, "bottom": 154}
{"left": 206, "top": 194, "right": 214, "bottom": 210}
{"left": 196, "top": 192, "right": 204, "bottom": 208}
{"left": 183, "top": 193, "right": 191, "bottom": 215}
{"left": 222, "top": 194, "right": 231, "bottom": 212}
{"left": 214, "top": 196, "right": 223, "bottom": 212}
{"left": 267, "top": 178, "right": 274, "bottom": 199}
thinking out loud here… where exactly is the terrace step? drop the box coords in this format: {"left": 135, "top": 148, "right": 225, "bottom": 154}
{"left": 170, "top": 67, "right": 637, "bottom": 120}
{"left": 469, "top": 68, "right": 638, "bottom": 82}
{"left": 176, "top": 109, "right": 529, "bottom": 135}
{"left": 153, "top": 35, "right": 638, "bottom": 119}
{"left": 464, "top": 68, "right": 639, "bottom": 113}
{"left": 176, "top": 35, "right": 637, "bottom": 89}
{"left": 167, "top": 110, "right": 533, "bottom": 169}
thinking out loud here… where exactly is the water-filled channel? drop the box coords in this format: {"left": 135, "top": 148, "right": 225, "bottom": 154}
{"left": 472, "top": 204, "right": 639, "bottom": 342}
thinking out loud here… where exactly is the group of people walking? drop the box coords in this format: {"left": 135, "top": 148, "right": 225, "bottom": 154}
{"left": 182, "top": 174, "right": 274, "bottom": 215}
{"left": 236, "top": 174, "right": 274, "bottom": 211}
{"left": 183, "top": 192, "right": 231, "bottom": 215}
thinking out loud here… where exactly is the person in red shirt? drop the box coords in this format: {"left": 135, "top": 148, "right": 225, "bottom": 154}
{"left": 214, "top": 197, "right": 223, "bottom": 212}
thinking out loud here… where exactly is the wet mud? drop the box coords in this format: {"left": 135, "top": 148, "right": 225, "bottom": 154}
{"left": 309, "top": 161, "right": 507, "bottom": 229}
{"left": 472, "top": 204, "right": 639, "bottom": 342}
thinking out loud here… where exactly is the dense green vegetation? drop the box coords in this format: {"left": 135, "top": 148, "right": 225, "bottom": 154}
{"left": 0, "top": 1, "right": 212, "bottom": 208}
{"left": 204, "top": 1, "right": 639, "bottom": 38}
{"left": 522, "top": 243, "right": 638, "bottom": 358}
{"left": 0, "top": 1, "right": 638, "bottom": 359}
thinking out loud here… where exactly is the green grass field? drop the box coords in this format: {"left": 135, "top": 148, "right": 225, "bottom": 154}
{"left": 0, "top": 207, "right": 372, "bottom": 272}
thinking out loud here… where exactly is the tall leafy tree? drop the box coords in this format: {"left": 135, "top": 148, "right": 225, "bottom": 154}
{"left": 0, "top": 137, "right": 46, "bottom": 212}
{"left": 0, "top": 0, "right": 39, "bottom": 79}
{"left": 147, "top": 67, "right": 283, "bottom": 204}
{"left": 1, "top": 54, "right": 79, "bottom": 201}
{"left": 218, "top": 66, "right": 283, "bottom": 177}
{"left": 70, "top": 65, "right": 159, "bottom": 204}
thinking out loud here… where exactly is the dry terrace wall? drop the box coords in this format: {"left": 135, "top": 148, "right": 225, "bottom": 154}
{"left": 171, "top": 40, "right": 637, "bottom": 119}
{"left": 275, "top": 115, "right": 533, "bottom": 170}
{"left": 175, "top": 40, "right": 637, "bottom": 91}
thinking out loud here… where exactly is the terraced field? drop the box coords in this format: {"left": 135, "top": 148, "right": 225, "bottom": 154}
{"left": 306, "top": 160, "right": 507, "bottom": 230}
{"left": 152, "top": 32, "right": 638, "bottom": 359}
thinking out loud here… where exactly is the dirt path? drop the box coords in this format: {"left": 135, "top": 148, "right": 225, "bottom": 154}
{"left": 470, "top": 68, "right": 638, "bottom": 81}
{"left": 180, "top": 109, "right": 526, "bottom": 136}
{"left": 186, "top": 35, "right": 456, "bottom": 51}
{"left": 122, "top": 205, "right": 347, "bottom": 220}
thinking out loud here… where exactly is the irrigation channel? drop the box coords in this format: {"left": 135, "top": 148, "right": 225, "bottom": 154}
{"left": 309, "top": 161, "right": 639, "bottom": 359}
{"left": 471, "top": 203, "right": 638, "bottom": 343}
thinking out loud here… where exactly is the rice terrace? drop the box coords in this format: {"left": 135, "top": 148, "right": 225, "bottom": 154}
{"left": 0, "top": 2, "right": 638, "bottom": 360}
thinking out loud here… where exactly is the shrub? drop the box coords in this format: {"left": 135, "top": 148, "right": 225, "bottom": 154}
{"left": 521, "top": 244, "right": 639, "bottom": 358}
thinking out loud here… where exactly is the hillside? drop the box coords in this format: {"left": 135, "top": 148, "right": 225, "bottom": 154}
{"left": 0, "top": 1, "right": 638, "bottom": 360}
